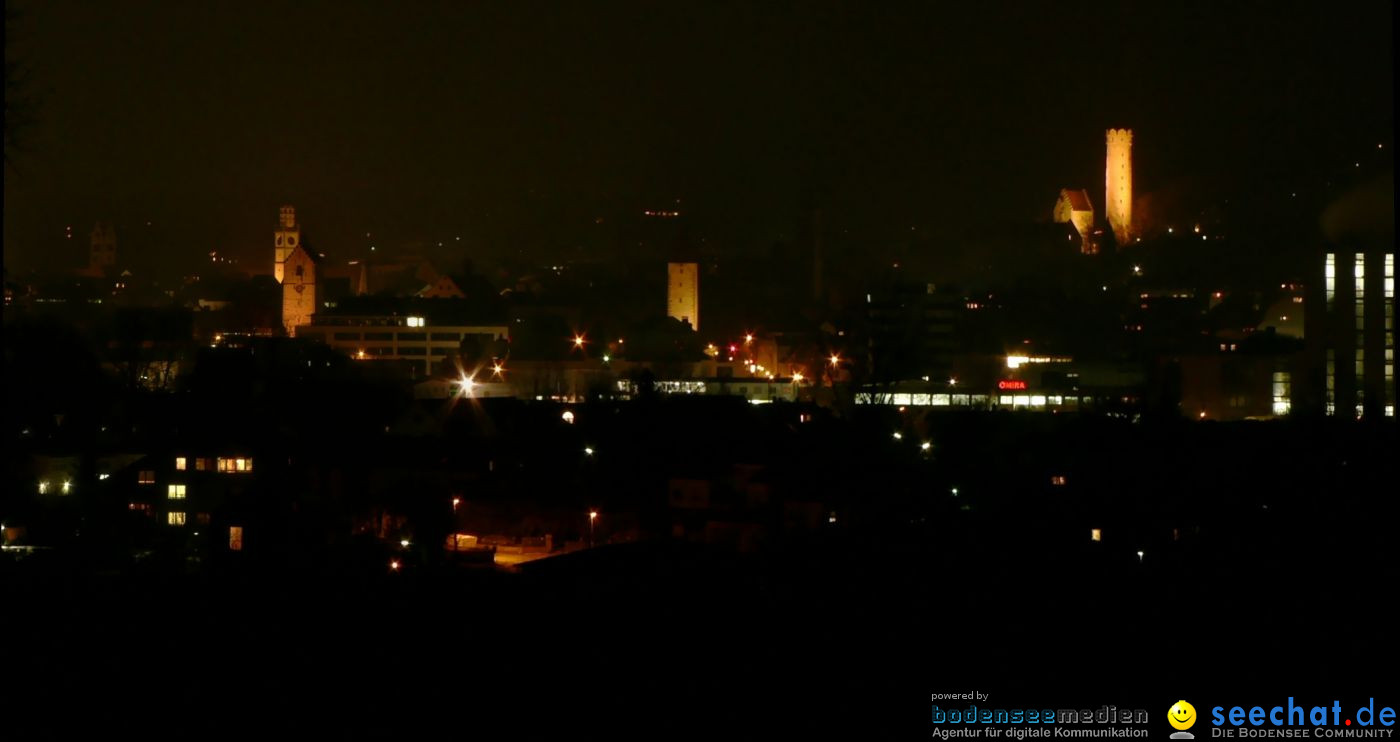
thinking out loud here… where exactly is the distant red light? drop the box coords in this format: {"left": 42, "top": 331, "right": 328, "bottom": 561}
{"left": 997, "top": 380, "right": 1028, "bottom": 390}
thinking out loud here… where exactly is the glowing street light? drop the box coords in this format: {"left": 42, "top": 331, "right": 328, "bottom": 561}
{"left": 400, "top": 539, "right": 411, "bottom": 548}
{"left": 1136, "top": 550, "right": 1145, "bottom": 562}
{"left": 792, "top": 372, "right": 804, "bottom": 383}
{"left": 562, "top": 410, "right": 576, "bottom": 424}
{"left": 458, "top": 374, "right": 476, "bottom": 397}
{"left": 452, "top": 497, "right": 461, "bottom": 510}
{"left": 744, "top": 333, "right": 754, "bottom": 344}
{"left": 589, "top": 510, "right": 598, "bottom": 547}
{"left": 892, "top": 432, "right": 902, "bottom": 440}
{"left": 389, "top": 559, "right": 401, "bottom": 571}
{"left": 829, "top": 354, "right": 841, "bottom": 366}
{"left": 572, "top": 334, "right": 586, "bottom": 349}
{"left": 920, "top": 442, "right": 931, "bottom": 451}
{"left": 491, "top": 362, "right": 505, "bottom": 378}
{"left": 584, "top": 446, "right": 594, "bottom": 456}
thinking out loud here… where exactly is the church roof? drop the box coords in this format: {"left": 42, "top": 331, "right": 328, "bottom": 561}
{"left": 285, "top": 243, "right": 323, "bottom": 265}
{"left": 1060, "top": 188, "right": 1093, "bottom": 212}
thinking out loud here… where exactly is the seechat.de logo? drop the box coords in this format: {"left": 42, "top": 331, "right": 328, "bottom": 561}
{"left": 1170, "top": 701, "right": 1198, "bottom": 740}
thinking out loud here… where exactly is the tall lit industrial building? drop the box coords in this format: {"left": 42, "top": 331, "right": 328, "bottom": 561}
{"left": 667, "top": 262, "right": 699, "bottom": 331}
{"left": 1318, "top": 249, "right": 1395, "bottom": 418}
{"left": 89, "top": 222, "right": 118, "bottom": 274}
{"left": 1105, "top": 129, "right": 1133, "bottom": 247}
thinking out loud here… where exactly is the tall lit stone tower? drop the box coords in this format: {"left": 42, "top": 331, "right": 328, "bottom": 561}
{"left": 667, "top": 262, "right": 699, "bottom": 331}
{"left": 273, "top": 205, "right": 301, "bottom": 283}
{"left": 89, "top": 222, "right": 117, "bottom": 274}
{"left": 1105, "top": 128, "right": 1133, "bottom": 247}
{"left": 281, "top": 243, "right": 319, "bottom": 336}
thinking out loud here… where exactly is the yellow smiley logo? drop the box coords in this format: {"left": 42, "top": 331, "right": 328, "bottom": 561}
{"left": 1169, "top": 701, "right": 1197, "bottom": 731}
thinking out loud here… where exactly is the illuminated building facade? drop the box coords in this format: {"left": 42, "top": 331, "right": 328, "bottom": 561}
{"left": 296, "top": 315, "right": 509, "bottom": 374}
{"left": 1105, "top": 128, "right": 1133, "bottom": 246}
{"left": 1318, "top": 249, "right": 1396, "bottom": 418}
{"left": 281, "top": 243, "right": 319, "bottom": 337}
{"left": 667, "top": 262, "right": 700, "bottom": 331}
{"left": 1052, "top": 189, "right": 1096, "bottom": 254}
{"left": 120, "top": 451, "right": 259, "bottom": 552}
{"left": 273, "top": 205, "right": 301, "bottom": 284}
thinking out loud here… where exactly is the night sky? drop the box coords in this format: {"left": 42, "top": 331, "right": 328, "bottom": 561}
{"left": 4, "top": 0, "right": 1392, "bottom": 275}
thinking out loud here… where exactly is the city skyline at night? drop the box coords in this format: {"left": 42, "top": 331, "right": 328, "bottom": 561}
{"left": 3, "top": 1, "right": 1395, "bottom": 737}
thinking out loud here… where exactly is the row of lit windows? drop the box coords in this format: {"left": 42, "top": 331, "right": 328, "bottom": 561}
{"left": 165, "top": 512, "right": 213, "bottom": 526}
{"left": 218, "top": 457, "right": 253, "bottom": 473}
{"left": 151, "top": 458, "right": 254, "bottom": 479}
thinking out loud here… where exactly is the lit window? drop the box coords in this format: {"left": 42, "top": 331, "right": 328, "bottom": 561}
{"left": 229, "top": 526, "right": 244, "bottom": 551}
{"left": 1091, "top": 528, "right": 1102, "bottom": 542}
{"left": 175, "top": 457, "right": 187, "bottom": 471}
{"left": 406, "top": 316, "right": 425, "bottom": 328}
{"left": 138, "top": 470, "right": 155, "bottom": 485}
{"left": 195, "top": 458, "right": 208, "bottom": 471}
{"left": 167, "top": 484, "right": 187, "bottom": 499}
{"left": 38, "top": 481, "right": 49, "bottom": 494}
{"left": 1271, "top": 371, "right": 1291, "bottom": 417}
{"left": 1051, "top": 476, "right": 1067, "bottom": 486}
{"left": 168, "top": 512, "right": 186, "bottom": 526}
{"left": 1325, "top": 253, "right": 1335, "bottom": 307}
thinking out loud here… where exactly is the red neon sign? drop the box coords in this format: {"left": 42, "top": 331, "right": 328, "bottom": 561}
{"left": 997, "top": 379, "right": 1028, "bottom": 390}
